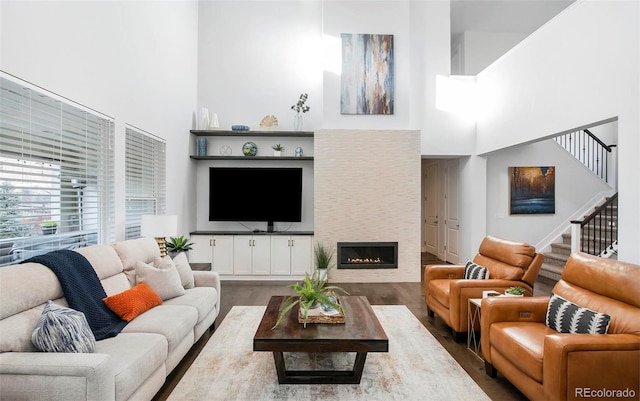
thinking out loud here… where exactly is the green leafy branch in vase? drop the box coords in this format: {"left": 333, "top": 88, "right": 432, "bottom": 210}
{"left": 291, "top": 93, "right": 310, "bottom": 113}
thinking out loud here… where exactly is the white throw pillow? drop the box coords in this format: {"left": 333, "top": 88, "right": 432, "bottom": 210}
{"left": 135, "top": 261, "right": 185, "bottom": 300}
{"left": 170, "top": 252, "right": 195, "bottom": 289}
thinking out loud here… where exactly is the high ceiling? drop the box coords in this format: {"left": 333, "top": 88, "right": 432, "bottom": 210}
{"left": 450, "top": 0, "right": 576, "bottom": 73}
{"left": 451, "top": 0, "right": 575, "bottom": 40}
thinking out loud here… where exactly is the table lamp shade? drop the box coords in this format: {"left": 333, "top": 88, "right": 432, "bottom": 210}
{"left": 140, "top": 215, "right": 178, "bottom": 256}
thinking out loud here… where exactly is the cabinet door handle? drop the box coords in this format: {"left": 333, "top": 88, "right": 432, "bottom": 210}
{"left": 213, "top": 239, "right": 216, "bottom": 246}
{"left": 291, "top": 239, "right": 294, "bottom": 247}
{"left": 210, "top": 239, "right": 212, "bottom": 246}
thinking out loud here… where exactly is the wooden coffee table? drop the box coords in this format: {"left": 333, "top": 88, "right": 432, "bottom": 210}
{"left": 253, "top": 295, "right": 388, "bottom": 384}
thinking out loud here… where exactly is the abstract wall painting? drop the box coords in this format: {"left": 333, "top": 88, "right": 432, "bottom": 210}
{"left": 509, "top": 166, "right": 556, "bottom": 214}
{"left": 341, "top": 33, "right": 394, "bottom": 115}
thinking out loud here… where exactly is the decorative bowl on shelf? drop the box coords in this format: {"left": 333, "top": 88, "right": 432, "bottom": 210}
{"left": 231, "top": 125, "right": 250, "bottom": 131}
{"left": 242, "top": 142, "right": 258, "bottom": 156}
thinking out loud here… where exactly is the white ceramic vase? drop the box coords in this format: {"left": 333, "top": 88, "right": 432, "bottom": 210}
{"left": 199, "top": 108, "right": 210, "bottom": 130}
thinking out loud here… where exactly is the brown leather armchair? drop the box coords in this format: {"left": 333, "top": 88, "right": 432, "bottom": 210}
{"left": 481, "top": 253, "right": 640, "bottom": 401}
{"left": 424, "top": 236, "right": 544, "bottom": 341}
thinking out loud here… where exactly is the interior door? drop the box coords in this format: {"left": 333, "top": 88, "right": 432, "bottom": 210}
{"left": 444, "top": 159, "right": 460, "bottom": 264}
{"left": 424, "top": 162, "right": 439, "bottom": 256}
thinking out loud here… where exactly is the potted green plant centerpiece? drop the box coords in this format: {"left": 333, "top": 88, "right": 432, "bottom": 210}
{"left": 166, "top": 235, "right": 194, "bottom": 258}
{"left": 504, "top": 286, "right": 525, "bottom": 297}
{"left": 40, "top": 220, "right": 58, "bottom": 235}
{"left": 272, "top": 144, "right": 284, "bottom": 157}
{"left": 272, "top": 268, "right": 348, "bottom": 329}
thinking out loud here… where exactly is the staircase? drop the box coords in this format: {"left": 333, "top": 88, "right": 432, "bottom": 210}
{"left": 539, "top": 128, "right": 618, "bottom": 282}
{"left": 539, "top": 233, "right": 571, "bottom": 281}
{"left": 539, "top": 195, "right": 618, "bottom": 281}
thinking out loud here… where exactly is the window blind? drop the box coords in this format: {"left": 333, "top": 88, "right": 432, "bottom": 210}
{"left": 0, "top": 76, "right": 115, "bottom": 265}
{"left": 124, "top": 126, "right": 166, "bottom": 239}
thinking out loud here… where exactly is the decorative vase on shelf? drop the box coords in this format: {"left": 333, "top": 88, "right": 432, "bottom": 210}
{"left": 196, "top": 138, "right": 207, "bottom": 156}
{"left": 199, "top": 108, "right": 210, "bottom": 130}
{"left": 210, "top": 113, "right": 219, "bottom": 129}
{"left": 293, "top": 112, "right": 303, "bottom": 131}
{"left": 242, "top": 142, "right": 258, "bottom": 157}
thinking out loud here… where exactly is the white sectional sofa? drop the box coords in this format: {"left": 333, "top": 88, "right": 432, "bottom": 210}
{"left": 0, "top": 238, "right": 221, "bottom": 401}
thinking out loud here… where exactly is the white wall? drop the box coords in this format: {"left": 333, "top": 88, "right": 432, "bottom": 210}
{"left": 0, "top": 1, "right": 199, "bottom": 238}
{"left": 416, "top": 1, "right": 476, "bottom": 156}
{"left": 197, "top": 1, "right": 323, "bottom": 132}
{"left": 475, "top": 0, "right": 639, "bottom": 262}
{"left": 458, "top": 155, "right": 487, "bottom": 262}
{"left": 197, "top": 1, "right": 473, "bottom": 152}
{"left": 453, "top": 31, "right": 527, "bottom": 75}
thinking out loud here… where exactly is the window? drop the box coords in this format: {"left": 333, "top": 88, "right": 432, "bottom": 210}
{"left": 125, "top": 127, "right": 166, "bottom": 239}
{"left": 0, "top": 75, "right": 114, "bottom": 265}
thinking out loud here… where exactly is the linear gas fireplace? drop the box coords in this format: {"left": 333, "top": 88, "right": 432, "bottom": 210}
{"left": 337, "top": 242, "right": 398, "bottom": 269}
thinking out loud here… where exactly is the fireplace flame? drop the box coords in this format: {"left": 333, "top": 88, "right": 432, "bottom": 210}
{"left": 347, "top": 257, "right": 383, "bottom": 264}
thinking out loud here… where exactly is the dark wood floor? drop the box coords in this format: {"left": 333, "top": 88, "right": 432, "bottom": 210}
{"left": 154, "top": 253, "right": 554, "bottom": 401}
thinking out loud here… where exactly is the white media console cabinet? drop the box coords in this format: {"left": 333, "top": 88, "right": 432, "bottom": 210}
{"left": 189, "top": 232, "right": 314, "bottom": 279}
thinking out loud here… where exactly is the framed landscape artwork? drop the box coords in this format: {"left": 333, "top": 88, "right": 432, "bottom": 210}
{"left": 340, "top": 33, "right": 394, "bottom": 115}
{"left": 509, "top": 166, "right": 556, "bottom": 214}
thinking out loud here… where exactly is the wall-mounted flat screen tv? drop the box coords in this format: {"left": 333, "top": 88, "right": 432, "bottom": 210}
{"left": 209, "top": 167, "right": 302, "bottom": 232}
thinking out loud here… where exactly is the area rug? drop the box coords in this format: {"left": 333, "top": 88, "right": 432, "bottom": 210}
{"left": 168, "top": 305, "right": 491, "bottom": 401}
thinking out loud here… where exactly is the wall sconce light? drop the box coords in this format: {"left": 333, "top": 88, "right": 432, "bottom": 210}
{"left": 140, "top": 215, "right": 178, "bottom": 257}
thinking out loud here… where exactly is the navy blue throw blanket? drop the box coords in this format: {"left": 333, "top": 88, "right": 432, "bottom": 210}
{"left": 23, "top": 250, "right": 127, "bottom": 340}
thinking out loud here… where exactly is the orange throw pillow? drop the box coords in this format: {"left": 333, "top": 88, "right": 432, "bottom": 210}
{"left": 103, "top": 282, "right": 162, "bottom": 321}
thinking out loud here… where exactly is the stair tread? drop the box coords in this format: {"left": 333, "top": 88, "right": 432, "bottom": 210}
{"left": 544, "top": 252, "right": 569, "bottom": 261}
{"left": 541, "top": 263, "right": 564, "bottom": 273}
{"left": 539, "top": 264, "right": 563, "bottom": 281}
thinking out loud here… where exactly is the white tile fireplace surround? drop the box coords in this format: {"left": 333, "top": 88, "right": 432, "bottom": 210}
{"left": 314, "top": 129, "right": 421, "bottom": 283}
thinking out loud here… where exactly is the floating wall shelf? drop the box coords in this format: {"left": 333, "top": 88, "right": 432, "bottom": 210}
{"left": 190, "top": 130, "right": 314, "bottom": 137}
{"left": 190, "top": 155, "right": 313, "bottom": 161}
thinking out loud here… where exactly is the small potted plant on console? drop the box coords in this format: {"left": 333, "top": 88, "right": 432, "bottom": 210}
{"left": 166, "top": 235, "right": 194, "bottom": 259}
{"left": 314, "top": 242, "right": 334, "bottom": 268}
{"left": 504, "top": 285, "right": 525, "bottom": 297}
{"left": 272, "top": 144, "right": 285, "bottom": 157}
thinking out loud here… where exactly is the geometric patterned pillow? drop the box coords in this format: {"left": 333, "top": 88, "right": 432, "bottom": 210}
{"left": 31, "top": 301, "right": 96, "bottom": 353}
{"left": 545, "top": 293, "right": 611, "bottom": 334}
{"left": 464, "top": 260, "right": 490, "bottom": 279}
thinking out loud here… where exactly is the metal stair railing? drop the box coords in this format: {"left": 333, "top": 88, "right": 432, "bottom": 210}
{"left": 570, "top": 193, "right": 618, "bottom": 256}
{"left": 555, "top": 129, "right": 613, "bottom": 182}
